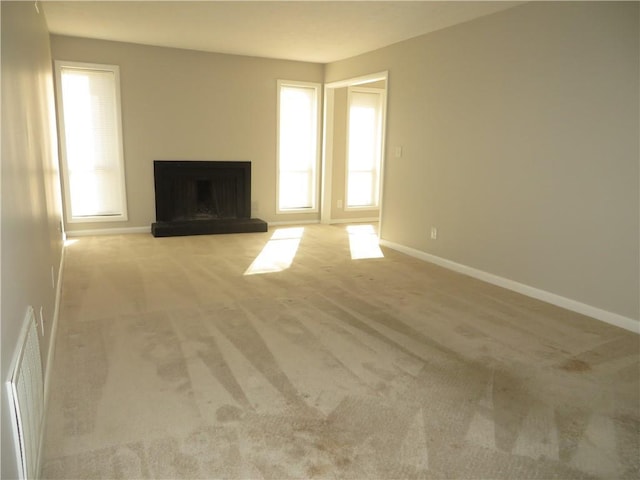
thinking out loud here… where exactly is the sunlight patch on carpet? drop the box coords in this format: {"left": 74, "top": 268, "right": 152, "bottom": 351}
{"left": 244, "top": 227, "right": 304, "bottom": 275}
{"left": 347, "top": 225, "right": 384, "bottom": 260}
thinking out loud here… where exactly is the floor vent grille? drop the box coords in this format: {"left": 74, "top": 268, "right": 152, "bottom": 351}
{"left": 7, "top": 306, "right": 44, "bottom": 479}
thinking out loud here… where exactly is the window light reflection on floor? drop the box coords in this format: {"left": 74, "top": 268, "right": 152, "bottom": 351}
{"left": 244, "top": 227, "right": 304, "bottom": 275}
{"left": 347, "top": 224, "right": 384, "bottom": 260}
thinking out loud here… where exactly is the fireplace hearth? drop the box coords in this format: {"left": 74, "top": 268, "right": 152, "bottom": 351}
{"left": 151, "top": 160, "right": 267, "bottom": 237}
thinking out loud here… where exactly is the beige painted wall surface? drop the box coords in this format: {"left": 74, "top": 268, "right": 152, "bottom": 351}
{"left": 326, "top": 1, "right": 640, "bottom": 322}
{"left": 1, "top": 2, "right": 64, "bottom": 478}
{"left": 331, "top": 87, "right": 348, "bottom": 218}
{"left": 50, "top": 36, "right": 324, "bottom": 231}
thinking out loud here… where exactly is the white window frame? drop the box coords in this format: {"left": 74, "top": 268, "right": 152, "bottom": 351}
{"left": 276, "top": 80, "right": 321, "bottom": 214}
{"left": 54, "top": 60, "right": 128, "bottom": 223}
{"left": 345, "top": 86, "right": 385, "bottom": 211}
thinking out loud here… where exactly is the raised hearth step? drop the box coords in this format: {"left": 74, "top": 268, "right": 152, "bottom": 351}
{"left": 151, "top": 218, "right": 268, "bottom": 237}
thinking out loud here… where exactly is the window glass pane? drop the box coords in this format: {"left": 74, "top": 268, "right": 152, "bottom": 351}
{"left": 348, "top": 104, "right": 377, "bottom": 170}
{"left": 58, "top": 63, "right": 126, "bottom": 220}
{"left": 278, "top": 82, "right": 318, "bottom": 211}
{"left": 68, "top": 171, "right": 122, "bottom": 217}
{"left": 348, "top": 172, "right": 374, "bottom": 207}
{"left": 346, "top": 89, "right": 382, "bottom": 208}
{"left": 279, "top": 171, "right": 312, "bottom": 210}
{"left": 279, "top": 87, "right": 315, "bottom": 171}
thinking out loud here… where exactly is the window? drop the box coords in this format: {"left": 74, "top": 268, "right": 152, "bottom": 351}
{"left": 55, "top": 61, "right": 127, "bottom": 222}
{"left": 346, "top": 87, "right": 384, "bottom": 209}
{"left": 277, "top": 80, "right": 321, "bottom": 212}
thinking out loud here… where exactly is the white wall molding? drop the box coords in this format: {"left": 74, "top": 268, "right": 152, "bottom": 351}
{"left": 65, "top": 220, "right": 381, "bottom": 232}
{"left": 268, "top": 220, "right": 320, "bottom": 227}
{"left": 66, "top": 226, "right": 151, "bottom": 237}
{"left": 269, "top": 218, "right": 379, "bottom": 227}
{"left": 68, "top": 223, "right": 333, "bottom": 234}
{"left": 43, "top": 247, "right": 64, "bottom": 401}
{"left": 39, "top": 244, "right": 65, "bottom": 475}
{"left": 325, "top": 71, "right": 389, "bottom": 89}
{"left": 379, "top": 239, "right": 640, "bottom": 334}
{"left": 330, "top": 217, "right": 379, "bottom": 225}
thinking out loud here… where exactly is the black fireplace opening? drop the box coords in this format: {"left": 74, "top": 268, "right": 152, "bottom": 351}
{"left": 151, "top": 160, "right": 267, "bottom": 237}
{"left": 196, "top": 180, "right": 212, "bottom": 216}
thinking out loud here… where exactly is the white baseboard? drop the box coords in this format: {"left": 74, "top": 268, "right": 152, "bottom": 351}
{"left": 379, "top": 239, "right": 639, "bottom": 334}
{"left": 39, "top": 243, "right": 65, "bottom": 475}
{"left": 268, "top": 220, "right": 320, "bottom": 227}
{"left": 43, "top": 247, "right": 64, "bottom": 399}
{"left": 66, "top": 226, "right": 151, "bottom": 237}
{"left": 267, "top": 218, "right": 378, "bottom": 227}
{"left": 329, "top": 217, "right": 379, "bottom": 225}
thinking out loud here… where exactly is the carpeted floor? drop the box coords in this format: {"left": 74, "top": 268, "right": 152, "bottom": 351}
{"left": 42, "top": 224, "right": 639, "bottom": 479}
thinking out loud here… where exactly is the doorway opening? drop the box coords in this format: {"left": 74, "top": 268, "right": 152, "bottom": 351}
{"left": 321, "top": 72, "right": 388, "bottom": 228}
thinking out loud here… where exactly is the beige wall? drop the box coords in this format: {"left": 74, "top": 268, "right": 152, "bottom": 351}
{"left": 326, "top": 1, "right": 640, "bottom": 322}
{"left": 50, "top": 36, "right": 324, "bottom": 231}
{"left": 330, "top": 87, "right": 348, "bottom": 218}
{"left": 1, "top": 2, "right": 64, "bottom": 478}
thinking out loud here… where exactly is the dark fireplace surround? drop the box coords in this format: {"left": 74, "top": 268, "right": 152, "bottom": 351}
{"left": 151, "top": 160, "right": 267, "bottom": 237}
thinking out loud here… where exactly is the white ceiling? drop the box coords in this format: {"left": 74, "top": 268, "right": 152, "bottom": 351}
{"left": 42, "top": 1, "right": 521, "bottom": 64}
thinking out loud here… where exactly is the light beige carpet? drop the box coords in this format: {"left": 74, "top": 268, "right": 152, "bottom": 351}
{"left": 42, "top": 224, "right": 639, "bottom": 479}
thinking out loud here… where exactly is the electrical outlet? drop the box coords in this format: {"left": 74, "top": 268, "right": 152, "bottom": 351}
{"left": 337, "top": 199, "right": 343, "bottom": 209}
{"left": 395, "top": 146, "right": 403, "bottom": 158}
{"left": 430, "top": 227, "right": 438, "bottom": 240}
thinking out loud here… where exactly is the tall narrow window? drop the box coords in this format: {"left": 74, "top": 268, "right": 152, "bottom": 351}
{"left": 346, "top": 87, "right": 384, "bottom": 209}
{"left": 277, "top": 80, "right": 320, "bottom": 212}
{"left": 55, "top": 61, "right": 127, "bottom": 222}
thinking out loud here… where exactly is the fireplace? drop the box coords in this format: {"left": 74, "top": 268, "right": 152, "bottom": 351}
{"left": 151, "top": 160, "right": 267, "bottom": 237}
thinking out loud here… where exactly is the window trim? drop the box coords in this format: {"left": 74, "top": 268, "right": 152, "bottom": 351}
{"left": 344, "top": 86, "right": 385, "bottom": 212}
{"left": 276, "top": 79, "right": 322, "bottom": 214}
{"left": 54, "top": 60, "right": 128, "bottom": 223}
